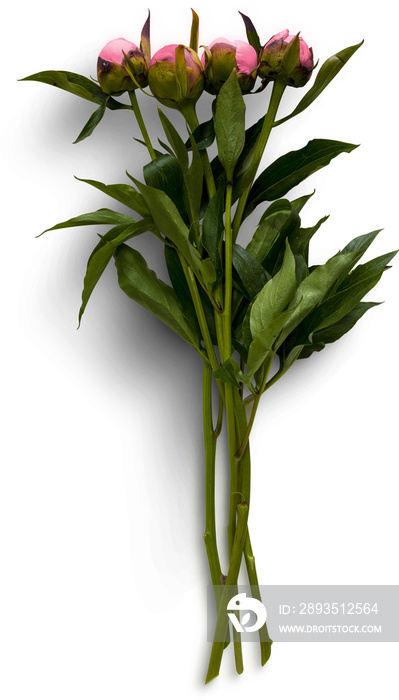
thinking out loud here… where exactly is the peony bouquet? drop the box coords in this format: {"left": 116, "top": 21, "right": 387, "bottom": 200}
{"left": 22, "top": 10, "right": 396, "bottom": 683}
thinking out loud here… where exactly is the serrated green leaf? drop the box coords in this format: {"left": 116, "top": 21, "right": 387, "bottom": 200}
{"left": 76, "top": 177, "right": 150, "bottom": 218}
{"left": 245, "top": 139, "right": 359, "bottom": 217}
{"left": 274, "top": 42, "right": 364, "bottom": 127}
{"left": 40, "top": 208, "right": 137, "bottom": 236}
{"left": 114, "top": 244, "right": 200, "bottom": 348}
{"left": 214, "top": 71, "right": 246, "bottom": 182}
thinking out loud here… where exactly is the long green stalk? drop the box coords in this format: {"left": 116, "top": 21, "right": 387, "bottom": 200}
{"left": 232, "top": 80, "right": 286, "bottom": 240}
{"left": 205, "top": 502, "right": 249, "bottom": 683}
{"left": 203, "top": 365, "right": 223, "bottom": 590}
{"left": 129, "top": 91, "right": 156, "bottom": 161}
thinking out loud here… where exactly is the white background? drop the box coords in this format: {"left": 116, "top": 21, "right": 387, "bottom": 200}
{"left": 2, "top": 0, "right": 398, "bottom": 697}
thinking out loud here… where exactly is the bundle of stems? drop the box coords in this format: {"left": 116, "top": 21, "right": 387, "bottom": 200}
{"left": 22, "top": 11, "right": 395, "bottom": 683}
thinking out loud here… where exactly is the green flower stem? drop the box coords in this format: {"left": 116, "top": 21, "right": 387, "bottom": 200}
{"left": 244, "top": 534, "right": 273, "bottom": 666}
{"left": 129, "top": 91, "right": 156, "bottom": 161}
{"left": 232, "top": 80, "right": 286, "bottom": 241}
{"left": 203, "top": 365, "right": 223, "bottom": 590}
{"left": 235, "top": 352, "right": 275, "bottom": 461}
{"left": 232, "top": 388, "right": 272, "bottom": 666}
{"left": 222, "top": 183, "right": 234, "bottom": 362}
{"left": 178, "top": 253, "right": 218, "bottom": 370}
{"left": 220, "top": 181, "right": 245, "bottom": 671}
{"left": 205, "top": 502, "right": 249, "bottom": 684}
{"left": 203, "top": 365, "right": 231, "bottom": 652}
{"left": 180, "top": 103, "right": 216, "bottom": 200}
{"left": 224, "top": 382, "right": 244, "bottom": 674}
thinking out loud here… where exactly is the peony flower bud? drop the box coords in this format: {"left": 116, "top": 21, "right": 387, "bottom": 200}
{"left": 97, "top": 38, "right": 148, "bottom": 95}
{"left": 201, "top": 38, "right": 258, "bottom": 94}
{"left": 148, "top": 44, "right": 204, "bottom": 110}
{"left": 258, "top": 30, "right": 314, "bottom": 88}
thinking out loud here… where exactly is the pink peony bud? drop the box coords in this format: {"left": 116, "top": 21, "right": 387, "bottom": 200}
{"left": 258, "top": 30, "right": 314, "bottom": 88}
{"left": 97, "top": 38, "right": 148, "bottom": 95}
{"left": 201, "top": 38, "right": 258, "bottom": 94}
{"left": 148, "top": 44, "right": 204, "bottom": 110}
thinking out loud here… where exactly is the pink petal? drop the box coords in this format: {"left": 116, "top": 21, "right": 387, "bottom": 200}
{"left": 99, "top": 38, "right": 138, "bottom": 64}
{"left": 234, "top": 40, "right": 257, "bottom": 74}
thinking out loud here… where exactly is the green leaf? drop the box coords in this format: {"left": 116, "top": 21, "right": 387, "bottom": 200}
{"left": 295, "top": 254, "right": 309, "bottom": 285}
{"left": 328, "top": 230, "right": 385, "bottom": 295}
{"left": 246, "top": 199, "right": 292, "bottom": 263}
{"left": 239, "top": 11, "right": 261, "bottom": 54}
{"left": 131, "top": 178, "right": 203, "bottom": 276}
{"left": 290, "top": 191, "right": 315, "bottom": 214}
{"left": 158, "top": 109, "right": 189, "bottom": 169}
{"left": 274, "top": 42, "right": 364, "bottom": 127}
{"left": 288, "top": 246, "right": 393, "bottom": 350}
{"left": 247, "top": 320, "right": 288, "bottom": 376}
{"left": 290, "top": 215, "right": 329, "bottom": 260}
{"left": 164, "top": 246, "right": 201, "bottom": 339}
{"left": 114, "top": 244, "right": 200, "bottom": 348}
{"left": 74, "top": 99, "right": 108, "bottom": 143}
{"left": 298, "top": 302, "right": 379, "bottom": 358}
{"left": 337, "top": 250, "right": 397, "bottom": 293}
{"left": 250, "top": 240, "right": 297, "bottom": 340}
{"left": 262, "top": 208, "right": 301, "bottom": 276}
{"left": 78, "top": 219, "right": 152, "bottom": 325}
{"left": 278, "top": 250, "right": 361, "bottom": 345}
{"left": 232, "top": 244, "right": 269, "bottom": 300}
{"left": 40, "top": 208, "right": 137, "bottom": 236}
{"left": 241, "top": 299, "right": 254, "bottom": 350}
{"left": 282, "top": 35, "right": 300, "bottom": 74}
{"left": 189, "top": 8, "right": 200, "bottom": 52}
{"left": 76, "top": 177, "right": 150, "bottom": 218}
{"left": 20, "top": 70, "right": 127, "bottom": 110}
{"left": 214, "top": 70, "right": 246, "bottom": 182}
{"left": 245, "top": 139, "right": 359, "bottom": 217}
{"left": 183, "top": 134, "right": 204, "bottom": 223}
{"left": 341, "top": 229, "right": 381, "bottom": 255}
{"left": 140, "top": 10, "right": 151, "bottom": 66}
{"left": 143, "top": 153, "right": 186, "bottom": 219}
{"left": 202, "top": 182, "right": 225, "bottom": 279}
{"left": 213, "top": 358, "right": 248, "bottom": 389}
{"left": 186, "top": 117, "right": 216, "bottom": 151}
